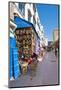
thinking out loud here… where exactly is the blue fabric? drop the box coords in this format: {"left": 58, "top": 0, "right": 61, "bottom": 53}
{"left": 14, "top": 16, "right": 32, "bottom": 29}
{"left": 9, "top": 47, "right": 13, "bottom": 79}
{"left": 9, "top": 37, "right": 16, "bottom": 48}
{"left": 9, "top": 37, "right": 21, "bottom": 79}
{"left": 13, "top": 48, "right": 20, "bottom": 79}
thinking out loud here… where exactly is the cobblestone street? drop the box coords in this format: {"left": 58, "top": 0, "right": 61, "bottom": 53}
{"left": 9, "top": 51, "right": 59, "bottom": 87}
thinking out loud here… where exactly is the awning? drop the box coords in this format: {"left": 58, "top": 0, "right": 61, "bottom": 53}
{"left": 14, "top": 16, "right": 32, "bottom": 29}
{"left": 14, "top": 16, "right": 40, "bottom": 39}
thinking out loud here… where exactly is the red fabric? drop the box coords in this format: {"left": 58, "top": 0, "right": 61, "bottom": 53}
{"left": 28, "top": 58, "right": 32, "bottom": 64}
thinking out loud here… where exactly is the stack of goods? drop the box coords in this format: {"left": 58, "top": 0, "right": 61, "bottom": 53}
{"left": 15, "top": 30, "right": 23, "bottom": 59}
{"left": 21, "top": 62, "right": 28, "bottom": 75}
{"left": 23, "top": 29, "right": 32, "bottom": 59}
{"left": 15, "top": 29, "right": 32, "bottom": 60}
{"left": 9, "top": 37, "right": 20, "bottom": 80}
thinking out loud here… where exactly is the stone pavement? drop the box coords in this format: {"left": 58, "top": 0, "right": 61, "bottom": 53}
{"left": 9, "top": 51, "right": 59, "bottom": 88}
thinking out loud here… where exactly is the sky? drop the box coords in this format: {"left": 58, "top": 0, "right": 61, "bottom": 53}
{"left": 36, "top": 4, "right": 59, "bottom": 41}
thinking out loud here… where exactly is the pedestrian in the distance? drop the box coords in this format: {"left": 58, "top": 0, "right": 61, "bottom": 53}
{"left": 55, "top": 48, "right": 57, "bottom": 57}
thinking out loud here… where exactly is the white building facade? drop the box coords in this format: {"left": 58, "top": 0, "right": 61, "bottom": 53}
{"left": 9, "top": 2, "right": 48, "bottom": 47}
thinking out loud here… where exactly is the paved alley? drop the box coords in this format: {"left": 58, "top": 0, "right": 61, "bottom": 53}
{"left": 9, "top": 51, "right": 59, "bottom": 87}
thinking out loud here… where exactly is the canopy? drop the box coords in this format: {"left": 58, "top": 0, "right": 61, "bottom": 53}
{"left": 14, "top": 16, "right": 40, "bottom": 39}
{"left": 14, "top": 16, "right": 32, "bottom": 29}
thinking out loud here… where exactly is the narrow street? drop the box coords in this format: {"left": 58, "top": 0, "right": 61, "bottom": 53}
{"left": 9, "top": 51, "right": 59, "bottom": 87}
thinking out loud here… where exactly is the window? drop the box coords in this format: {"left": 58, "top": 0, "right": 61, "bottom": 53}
{"left": 42, "top": 38, "right": 44, "bottom": 41}
{"left": 41, "top": 30, "right": 43, "bottom": 34}
{"left": 33, "top": 15, "right": 36, "bottom": 26}
{"left": 19, "top": 3, "right": 25, "bottom": 16}
{"left": 28, "top": 10, "right": 32, "bottom": 22}
{"left": 33, "top": 4, "right": 36, "bottom": 12}
{"left": 28, "top": 15, "right": 31, "bottom": 22}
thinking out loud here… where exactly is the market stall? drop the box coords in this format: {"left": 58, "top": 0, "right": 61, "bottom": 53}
{"left": 13, "top": 16, "right": 39, "bottom": 77}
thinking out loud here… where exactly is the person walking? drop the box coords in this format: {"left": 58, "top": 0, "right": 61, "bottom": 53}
{"left": 55, "top": 48, "right": 57, "bottom": 57}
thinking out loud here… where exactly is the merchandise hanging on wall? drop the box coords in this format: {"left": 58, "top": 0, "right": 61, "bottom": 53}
{"left": 8, "top": 1, "right": 60, "bottom": 88}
